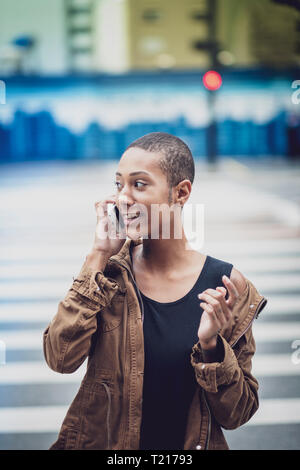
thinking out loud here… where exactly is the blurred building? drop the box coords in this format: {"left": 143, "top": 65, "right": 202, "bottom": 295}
{"left": 217, "top": 0, "right": 300, "bottom": 69}
{"left": 0, "top": 0, "right": 299, "bottom": 75}
{"left": 126, "top": 0, "right": 300, "bottom": 70}
{"left": 0, "top": 0, "right": 68, "bottom": 75}
{"left": 126, "top": 0, "right": 213, "bottom": 70}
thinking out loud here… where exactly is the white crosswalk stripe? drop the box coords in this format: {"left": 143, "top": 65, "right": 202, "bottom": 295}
{"left": 0, "top": 361, "right": 86, "bottom": 385}
{"left": 1, "top": 273, "right": 299, "bottom": 299}
{"left": 1, "top": 294, "right": 299, "bottom": 324}
{"left": 0, "top": 354, "right": 299, "bottom": 386}
{"left": 1, "top": 323, "right": 300, "bottom": 350}
{"left": 1, "top": 398, "right": 300, "bottom": 433}
{"left": 1, "top": 255, "right": 300, "bottom": 280}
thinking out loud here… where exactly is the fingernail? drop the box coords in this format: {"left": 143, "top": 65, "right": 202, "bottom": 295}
{"left": 223, "top": 275, "right": 229, "bottom": 282}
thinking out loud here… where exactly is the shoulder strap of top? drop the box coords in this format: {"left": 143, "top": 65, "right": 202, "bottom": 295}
{"left": 205, "top": 255, "right": 234, "bottom": 300}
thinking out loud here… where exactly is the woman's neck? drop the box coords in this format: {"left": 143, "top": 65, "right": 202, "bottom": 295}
{"left": 134, "top": 232, "right": 196, "bottom": 275}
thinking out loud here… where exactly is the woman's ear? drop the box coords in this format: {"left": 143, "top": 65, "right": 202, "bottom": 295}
{"left": 176, "top": 179, "right": 192, "bottom": 206}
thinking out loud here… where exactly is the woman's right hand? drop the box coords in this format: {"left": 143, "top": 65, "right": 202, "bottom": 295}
{"left": 92, "top": 196, "right": 127, "bottom": 257}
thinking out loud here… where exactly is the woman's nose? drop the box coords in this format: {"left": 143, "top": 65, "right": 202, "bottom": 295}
{"left": 118, "top": 194, "right": 134, "bottom": 212}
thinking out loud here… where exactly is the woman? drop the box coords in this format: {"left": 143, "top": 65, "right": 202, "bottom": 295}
{"left": 43, "top": 132, "right": 268, "bottom": 450}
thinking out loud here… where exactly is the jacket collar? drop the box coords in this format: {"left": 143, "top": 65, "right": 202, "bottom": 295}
{"left": 108, "top": 237, "right": 143, "bottom": 274}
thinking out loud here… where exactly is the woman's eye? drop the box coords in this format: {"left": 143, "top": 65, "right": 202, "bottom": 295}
{"left": 135, "top": 181, "right": 147, "bottom": 188}
{"left": 114, "top": 181, "right": 146, "bottom": 190}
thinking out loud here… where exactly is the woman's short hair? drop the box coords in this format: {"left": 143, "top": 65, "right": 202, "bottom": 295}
{"left": 125, "top": 132, "right": 195, "bottom": 190}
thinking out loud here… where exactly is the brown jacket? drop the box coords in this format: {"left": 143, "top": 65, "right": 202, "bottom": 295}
{"left": 43, "top": 237, "right": 268, "bottom": 450}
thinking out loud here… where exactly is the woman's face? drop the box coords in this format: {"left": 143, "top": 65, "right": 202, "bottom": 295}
{"left": 114, "top": 147, "right": 182, "bottom": 240}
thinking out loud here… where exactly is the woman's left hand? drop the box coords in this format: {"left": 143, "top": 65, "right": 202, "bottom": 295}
{"left": 197, "top": 275, "right": 240, "bottom": 350}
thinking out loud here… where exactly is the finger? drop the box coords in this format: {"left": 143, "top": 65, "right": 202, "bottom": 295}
{"left": 198, "top": 292, "right": 227, "bottom": 325}
{"left": 95, "top": 197, "right": 117, "bottom": 221}
{"left": 94, "top": 195, "right": 117, "bottom": 210}
{"left": 222, "top": 275, "right": 239, "bottom": 307}
{"left": 204, "top": 288, "right": 231, "bottom": 321}
{"left": 198, "top": 292, "right": 220, "bottom": 308}
{"left": 199, "top": 302, "right": 222, "bottom": 330}
{"left": 216, "top": 291, "right": 232, "bottom": 322}
{"left": 198, "top": 289, "right": 226, "bottom": 311}
{"left": 201, "top": 288, "right": 231, "bottom": 322}
{"left": 216, "top": 286, "right": 227, "bottom": 295}
{"left": 95, "top": 217, "right": 109, "bottom": 240}
{"left": 94, "top": 198, "right": 115, "bottom": 210}
{"left": 201, "top": 288, "right": 225, "bottom": 298}
{"left": 217, "top": 286, "right": 230, "bottom": 303}
{"left": 95, "top": 204, "right": 107, "bottom": 223}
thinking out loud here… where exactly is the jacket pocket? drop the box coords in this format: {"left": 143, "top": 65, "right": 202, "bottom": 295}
{"left": 50, "top": 371, "right": 114, "bottom": 450}
{"left": 98, "top": 293, "right": 125, "bottom": 332}
{"left": 79, "top": 372, "right": 115, "bottom": 449}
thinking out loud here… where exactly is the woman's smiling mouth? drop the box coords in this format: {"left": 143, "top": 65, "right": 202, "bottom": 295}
{"left": 122, "top": 212, "right": 141, "bottom": 226}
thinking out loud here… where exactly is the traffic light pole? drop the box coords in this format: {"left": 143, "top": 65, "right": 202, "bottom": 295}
{"left": 192, "top": 0, "right": 220, "bottom": 168}
{"left": 206, "top": 0, "right": 218, "bottom": 169}
{"left": 207, "top": 90, "right": 217, "bottom": 167}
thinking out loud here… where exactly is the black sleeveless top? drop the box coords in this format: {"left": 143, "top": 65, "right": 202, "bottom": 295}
{"left": 138, "top": 254, "right": 233, "bottom": 450}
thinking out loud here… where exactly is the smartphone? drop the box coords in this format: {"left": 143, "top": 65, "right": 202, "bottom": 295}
{"left": 108, "top": 203, "right": 124, "bottom": 232}
{"left": 114, "top": 204, "right": 120, "bottom": 222}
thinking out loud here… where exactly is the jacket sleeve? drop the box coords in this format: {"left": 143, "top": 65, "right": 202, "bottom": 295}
{"left": 43, "top": 261, "right": 120, "bottom": 374}
{"left": 190, "top": 281, "right": 268, "bottom": 430}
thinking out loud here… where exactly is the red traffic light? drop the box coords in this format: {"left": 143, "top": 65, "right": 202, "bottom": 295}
{"left": 202, "top": 71, "right": 222, "bottom": 91}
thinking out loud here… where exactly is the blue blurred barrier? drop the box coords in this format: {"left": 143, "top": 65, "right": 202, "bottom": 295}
{"left": 0, "top": 69, "right": 299, "bottom": 162}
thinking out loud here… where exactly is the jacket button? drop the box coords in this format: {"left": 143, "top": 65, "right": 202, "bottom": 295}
{"left": 195, "top": 444, "right": 201, "bottom": 450}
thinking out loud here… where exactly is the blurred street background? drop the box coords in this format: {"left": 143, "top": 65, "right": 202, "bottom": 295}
{"left": 1, "top": 0, "right": 300, "bottom": 450}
